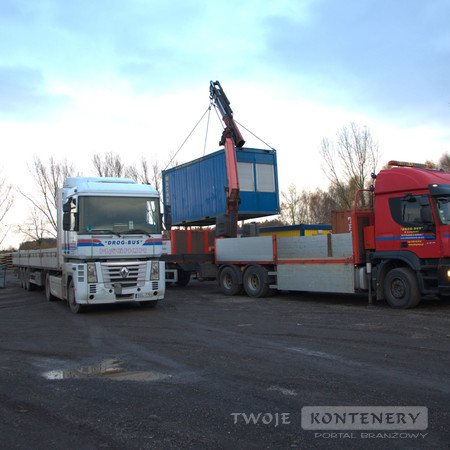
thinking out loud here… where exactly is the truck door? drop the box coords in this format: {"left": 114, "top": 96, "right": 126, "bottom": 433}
{"left": 432, "top": 195, "right": 450, "bottom": 258}
{"left": 386, "top": 193, "right": 438, "bottom": 259}
{"left": 62, "top": 197, "right": 78, "bottom": 256}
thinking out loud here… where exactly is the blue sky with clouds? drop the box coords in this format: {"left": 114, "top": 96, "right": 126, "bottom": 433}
{"left": 267, "top": 1, "right": 449, "bottom": 123}
{"left": 1, "top": 0, "right": 449, "bottom": 247}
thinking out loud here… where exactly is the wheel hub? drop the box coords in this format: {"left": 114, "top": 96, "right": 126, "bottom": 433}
{"left": 391, "top": 278, "right": 406, "bottom": 299}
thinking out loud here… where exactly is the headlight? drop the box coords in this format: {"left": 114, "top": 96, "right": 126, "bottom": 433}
{"left": 87, "top": 263, "right": 98, "bottom": 283}
{"left": 447, "top": 269, "right": 450, "bottom": 280}
{"left": 150, "top": 261, "right": 160, "bottom": 280}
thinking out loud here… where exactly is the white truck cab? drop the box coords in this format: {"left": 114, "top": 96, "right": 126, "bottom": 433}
{"left": 14, "top": 177, "right": 165, "bottom": 313}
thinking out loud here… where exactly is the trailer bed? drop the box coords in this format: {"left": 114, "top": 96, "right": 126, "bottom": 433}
{"left": 13, "top": 249, "right": 59, "bottom": 271}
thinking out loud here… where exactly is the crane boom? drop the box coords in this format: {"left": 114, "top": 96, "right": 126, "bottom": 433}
{"left": 209, "top": 81, "right": 245, "bottom": 148}
{"left": 209, "top": 81, "right": 245, "bottom": 237}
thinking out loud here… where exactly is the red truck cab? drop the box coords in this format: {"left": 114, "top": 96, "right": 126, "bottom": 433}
{"left": 367, "top": 161, "right": 450, "bottom": 307}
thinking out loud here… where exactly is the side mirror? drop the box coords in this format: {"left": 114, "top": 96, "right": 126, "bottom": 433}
{"left": 63, "top": 212, "right": 71, "bottom": 231}
{"left": 164, "top": 206, "right": 172, "bottom": 230}
{"left": 63, "top": 201, "right": 72, "bottom": 213}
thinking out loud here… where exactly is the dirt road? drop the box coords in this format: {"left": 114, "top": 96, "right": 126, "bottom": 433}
{"left": 0, "top": 272, "right": 448, "bottom": 449}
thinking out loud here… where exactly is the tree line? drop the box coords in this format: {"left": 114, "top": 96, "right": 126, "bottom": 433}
{"left": 0, "top": 152, "right": 167, "bottom": 248}
{"left": 280, "top": 123, "right": 450, "bottom": 225}
{"left": 1, "top": 123, "right": 449, "bottom": 248}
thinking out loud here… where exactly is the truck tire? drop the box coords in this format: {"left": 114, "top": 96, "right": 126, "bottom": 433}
{"left": 19, "top": 269, "right": 24, "bottom": 289}
{"left": 219, "top": 266, "right": 243, "bottom": 296}
{"left": 384, "top": 267, "right": 421, "bottom": 309}
{"left": 243, "top": 265, "right": 271, "bottom": 298}
{"left": 45, "top": 274, "right": 57, "bottom": 301}
{"left": 176, "top": 269, "right": 191, "bottom": 287}
{"left": 68, "top": 279, "right": 85, "bottom": 313}
{"left": 25, "top": 269, "right": 35, "bottom": 291}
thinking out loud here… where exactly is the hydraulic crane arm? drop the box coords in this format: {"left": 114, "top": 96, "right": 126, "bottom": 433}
{"left": 209, "top": 81, "right": 245, "bottom": 236}
{"left": 209, "top": 80, "right": 245, "bottom": 148}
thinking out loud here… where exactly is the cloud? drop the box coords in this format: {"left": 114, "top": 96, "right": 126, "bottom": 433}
{"left": 0, "top": 1, "right": 311, "bottom": 94}
{"left": 0, "top": 0, "right": 39, "bottom": 22}
{"left": 263, "top": 0, "right": 450, "bottom": 126}
{"left": 0, "top": 66, "right": 72, "bottom": 120}
{"left": 0, "top": 0, "right": 448, "bottom": 132}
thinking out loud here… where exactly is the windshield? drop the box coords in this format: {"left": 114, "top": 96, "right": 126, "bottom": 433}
{"left": 434, "top": 196, "right": 450, "bottom": 225}
{"left": 78, "top": 196, "right": 161, "bottom": 234}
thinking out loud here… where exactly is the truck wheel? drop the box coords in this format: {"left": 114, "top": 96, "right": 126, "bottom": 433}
{"left": 22, "top": 268, "right": 28, "bottom": 290}
{"left": 243, "top": 265, "right": 271, "bottom": 298}
{"left": 25, "top": 269, "right": 35, "bottom": 291}
{"left": 384, "top": 267, "right": 421, "bottom": 309}
{"left": 68, "top": 279, "right": 85, "bottom": 313}
{"left": 219, "top": 266, "right": 243, "bottom": 296}
{"left": 45, "top": 274, "right": 57, "bottom": 301}
{"left": 176, "top": 270, "right": 191, "bottom": 287}
{"left": 19, "top": 269, "right": 24, "bottom": 289}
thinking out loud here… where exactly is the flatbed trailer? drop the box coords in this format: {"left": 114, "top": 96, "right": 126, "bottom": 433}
{"left": 215, "top": 232, "right": 363, "bottom": 298}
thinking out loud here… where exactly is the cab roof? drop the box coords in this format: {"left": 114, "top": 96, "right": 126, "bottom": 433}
{"left": 375, "top": 167, "right": 450, "bottom": 195}
{"left": 62, "top": 177, "right": 159, "bottom": 197}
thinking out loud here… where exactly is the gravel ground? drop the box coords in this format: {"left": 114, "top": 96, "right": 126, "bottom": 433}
{"left": 0, "top": 270, "right": 448, "bottom": 449}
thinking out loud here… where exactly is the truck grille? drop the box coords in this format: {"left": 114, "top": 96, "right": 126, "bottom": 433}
{"left": 101, "top": 262, "right": 147, "bottom": 288}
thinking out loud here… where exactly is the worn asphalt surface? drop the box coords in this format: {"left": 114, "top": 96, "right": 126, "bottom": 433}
{"left": 0, "top": 270, "right": 448, "bottom": 449}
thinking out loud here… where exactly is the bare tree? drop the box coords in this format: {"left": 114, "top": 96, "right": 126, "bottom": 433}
{"left": 92, "top": 152, "right": 125, "bottom": 177}
{"left": 0, "top": 173, "right": 14, "bottom": 246}
{"left": 280, "top": 184, "right": 301, "bottom": 225}
{"left": 280, "top": 184, "right": 313, "bottom": 224}
{"left": 438, "top": 153, "right": 450, "bottom": 171}
{"left": 125, "top": 157, "right": 162, "bottom": 193}
{"left": 20, "top": 157, "right": 75, "bottom": 238}
{"left": 320, "top": 123, "right": 380, "bottom": 208}
{"left": 309, "top": 186, "right": 343, "bottom": 224}
{"left": 149, "top": 159, "right": 162, "bottom": 194}
{"left": 16, "top": 208, "right": 50, "bottom": 247}
{"left": 280, "top": 183, "right": 345, "bottom": 226}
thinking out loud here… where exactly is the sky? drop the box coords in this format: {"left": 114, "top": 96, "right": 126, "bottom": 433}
{"left": 1, "top": 0, "right": 449, "bottom": 249}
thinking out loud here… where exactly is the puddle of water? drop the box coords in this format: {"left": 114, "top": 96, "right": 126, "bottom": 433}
{"left": 43, "top": 358, "right": 171, "bottom": 382}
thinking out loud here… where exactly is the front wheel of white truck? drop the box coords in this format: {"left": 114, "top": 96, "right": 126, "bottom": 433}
{"left": 45, "top": 274, "right": 57, "bottom": 301}
{"left": 68, "top": 279, "right": 85, "bottom": 314}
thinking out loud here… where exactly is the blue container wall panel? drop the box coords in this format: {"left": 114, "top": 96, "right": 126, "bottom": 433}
{"left": 163, "top": 148, "right": 279, "bottom": 226}
{"left": 239, "top": 192, "right": 279, "bottom": 217}
{"left": 164, "top": 153, "right": 228, "bottom": 224}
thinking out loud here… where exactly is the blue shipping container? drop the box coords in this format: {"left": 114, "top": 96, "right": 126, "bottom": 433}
{"left": 163, "top": 148, "right": 280, "bottom": 226}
